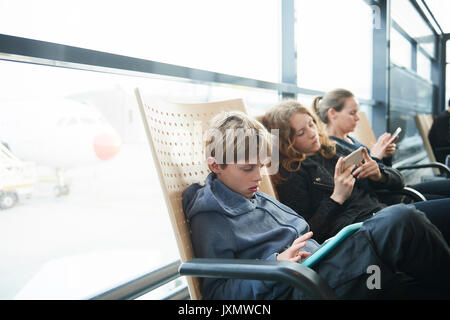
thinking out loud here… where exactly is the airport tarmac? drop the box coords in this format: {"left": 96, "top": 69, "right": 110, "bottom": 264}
{"left": 0, "top": 143, "right": 180, "bottom": 299}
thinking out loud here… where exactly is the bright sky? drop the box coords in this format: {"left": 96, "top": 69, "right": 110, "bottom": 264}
{"left": 423, "top": 0, "right": 450, "bottom": 33}
{"left": 0, "top": 0, "right": 280, "bottom": 82}
{"left": 0, "top": 0, "right": 446, "bottom": 101}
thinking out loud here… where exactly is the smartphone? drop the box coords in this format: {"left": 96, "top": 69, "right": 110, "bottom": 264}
{"left": 341, "top": 147, "right": 364, "bottom": 171}
{"left": 387, "top": 127, "right": 402, "bottom": 144}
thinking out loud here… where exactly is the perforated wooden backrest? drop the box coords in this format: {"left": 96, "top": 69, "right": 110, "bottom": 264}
{"left": 255, "top": 114, "right": 280, "bottom": 199}
{"left": 348, "top": 111, "right": 377, "bottom": 148}
{"left": 414, "top": 114, "right": 437, "bottom": 162}
{"left": 135, "top": 88, "right": 277, "bottom": 300}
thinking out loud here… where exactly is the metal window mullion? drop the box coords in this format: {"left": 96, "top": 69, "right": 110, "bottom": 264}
{"left": 0, "top": 34, "right": 376, "bottom": 107}
{"left": 281, "top": 0, "right": 297, "bottom": 99}
{"left": 436, "top": 36, "right": 447, "bottom": 114}
{"left": 412, "top": 41, "right": 418, "bottom": 72}
{"left": 371, "top": 0, "right": 391, "bottom": 134}
{"left": 409, "top": 0, "right": 440, "bottom": 38}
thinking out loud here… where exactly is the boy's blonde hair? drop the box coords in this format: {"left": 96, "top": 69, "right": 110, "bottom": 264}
{"left": 205, "top": 111, "right": 276, "bottom": 167}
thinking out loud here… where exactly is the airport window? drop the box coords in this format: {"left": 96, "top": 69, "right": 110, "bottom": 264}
{"left": 448, "top": 40, "right": 450, "bottom": 63}
{"left": 447, "top": 40, "right": 450, "bottom": 106}
{"left": 0, "top": 0, "right": 280, "bottom": 82}
{"left": 447, "top": 63, "right": 450, "bottom": 108}
{"left": 417, "top": 50, "right": 432, "bottom": 81}
{"left": 390, "top": 28, "right": 412, "bottom": 70}
{"left": 295, "top": 0, "right": 373, "bottom": 99}
{"left": 391, "top": 0, "right": 435, "bottom": 59}
{"left": 389, "top": 62, "right": 434, "bottom": 167}
{"left": 296, "top": 94, "right": 316, "bottom": 110}
{"left": 0, "top": 61, "right": 175, "bottom": 299}
{"left": 0, "top": 59, "right": 278, "bottom": 299}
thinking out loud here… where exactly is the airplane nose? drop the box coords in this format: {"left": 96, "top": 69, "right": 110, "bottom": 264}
{"left": 93, "top": 133, "right": 121, "bottom": 160}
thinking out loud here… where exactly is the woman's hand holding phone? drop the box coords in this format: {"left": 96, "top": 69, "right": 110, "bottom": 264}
{"left": 370, "top": 128, "right": 401, "bottom": 159}
{"left": 352, "top": 148, "right": 384, "bottom": 182}
{"left": 331, "top": 157, "right": 356, "bottom": 205}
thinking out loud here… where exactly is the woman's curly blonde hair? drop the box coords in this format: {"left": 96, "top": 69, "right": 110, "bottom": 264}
{"left": 262, "top": 99, "right": 336, "bottom": 184}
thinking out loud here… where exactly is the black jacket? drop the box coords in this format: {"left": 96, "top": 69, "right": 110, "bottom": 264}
{"left": 275, "top": 145, "right": 405, "bottom": 243}
{"left": 428, "top": 110, "right": 450, "bottom": 163}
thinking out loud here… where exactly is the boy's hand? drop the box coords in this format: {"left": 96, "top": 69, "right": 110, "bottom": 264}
{"left": 277, "top": 231, "right": 313, "bottom": 262}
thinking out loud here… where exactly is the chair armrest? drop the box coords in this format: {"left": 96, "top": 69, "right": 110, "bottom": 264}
{"left": 375, "top": 187, "right": 427, "bottom": 202}
{"left": 400, "top": 186, "right": 427, "bottom": 201}
{"left": 179, "top": 258, "right": 336, "bottom": 300}
{"left": 396, "top": 162, "right": 450, "bottom": 177}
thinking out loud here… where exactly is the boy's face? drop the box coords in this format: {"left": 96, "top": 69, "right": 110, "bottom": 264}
{"left": 208, "top": 158, "right": 264, "bottom": 200}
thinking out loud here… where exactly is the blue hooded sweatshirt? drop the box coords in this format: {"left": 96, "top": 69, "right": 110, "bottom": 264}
{"left": 182, "top": 172, "right": 321, "bottom": 300}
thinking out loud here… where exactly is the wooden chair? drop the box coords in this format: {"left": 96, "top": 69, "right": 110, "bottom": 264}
{"left": 417, "top": 113, "right": 450, "bottom": 168}
{"left": 412, "top": 114, "right": 450, "bottom": 177}
{"left": 135, "top": 89, "right": 336, "bottom": 300}
{"left": 414, "top": 114, "right": 436, "bottom": 162}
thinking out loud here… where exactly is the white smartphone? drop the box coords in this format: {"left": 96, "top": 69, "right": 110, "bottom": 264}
{"left": 387, "top": 127, "right": 402, "bottom": 144}
{"left": 341, "top": 147, "right": 365, "bottom": 171}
